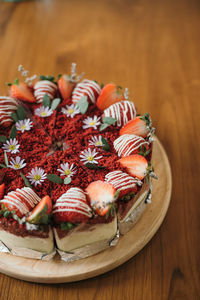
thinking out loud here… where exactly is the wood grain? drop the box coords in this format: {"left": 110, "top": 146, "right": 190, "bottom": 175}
{"left": 0, "top": 138, "right": 171, "bottom": 284}
{"left": 0, "top": 0, "right": 199, "bottom": 299}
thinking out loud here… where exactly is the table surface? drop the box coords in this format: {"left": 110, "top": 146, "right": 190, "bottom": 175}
{"left": 0, "top": 0, "right": 199, "bottom": 299}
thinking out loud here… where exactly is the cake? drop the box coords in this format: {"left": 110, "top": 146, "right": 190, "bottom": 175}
{"left": 0, "top": 64, "right": 156, "bottom": 259}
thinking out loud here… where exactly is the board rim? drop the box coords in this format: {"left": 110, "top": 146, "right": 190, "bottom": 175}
{"left": 0, "top": 137, "right": 172, "bottom": 283}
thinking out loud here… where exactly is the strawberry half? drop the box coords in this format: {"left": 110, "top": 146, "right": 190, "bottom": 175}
{"left": 118, "top": 154, "right": 148, "bottom": 180}
{"left": 96, "top": 84, "right": 124, "bottom": 111}
{"left": 86, "top": 180, "right": 117, "bottom": 216}
{"left": 120, "top": 113, "right": 152, "bottom": 138}
{"left": 58, "top": 75, "right": 76, "bottom": 100}
{"left": 10, "top": 80, "right": 36, "bottom": 103}
{"left": 26, "top": 195, "right": 52, "bottom": 224}
{"left": 0, "top": 183, "right": 5, "bottom": 200}
{"left": 103, "top": 100, "right": 137, "bottom": 127}
{"left": 53, "top": 187, "right": 92, "bottom": 224}
{"left": 114, "top": 134, "right": 149, "bottom": 157}
{"left": 105, "top": 171, "right": 141, "bottom": 198}
{"left": 0, "top": 187, "right": 41, "bottom": 217}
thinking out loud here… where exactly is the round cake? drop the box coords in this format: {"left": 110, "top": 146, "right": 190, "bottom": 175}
{"left": 0, "top": 64, "right": 156, "bottom": 259}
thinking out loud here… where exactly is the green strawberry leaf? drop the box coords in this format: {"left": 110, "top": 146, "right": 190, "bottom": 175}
{"left": 13, "top": 78, "right": 19, "bottom": 85}
{"left": 0, "top": 135, "right": 7, "bottom": 143}
{"left": 77, "top": 96, "right": 89, "bottom": 114}
{"left": 20, "top": 172, "right": 32, "bottom": 188}
{"left": 85, "top": 163, "right": 106, "bottom": 170}
{"left": 17, "top": 106, "right": 26, "bottom": 120}
{"left": 39, "top": 75, "right": 55, "bottom": 82}
{"left": 47, "top": 174, "right": 63, "bottom": 184}
{"left": 102, "top": 137, "right": 110, "bottom": 151}
{"left": 43, "top": 94, "right": 51, "bottom": 108}
{"left": 102, "top": 117, "right": 117, "bottom": 125}
{"left": 4, "top": 152, "right": 8, "bottom": 167}
{"left": 9, "top": 125, "right": 17, "bottom": 139}
{"left": 64, "top": 177, "right": 72, "bottom": 185}
{"left": 99, "top": 124, "right": 110, "bottom": 132}
{"left": 51, "top": 98, "right": 61, "bottom": 110}
{"left": 61, "top": 222, "right": 76, "bottom": 230}
{"left": 11, "top": 112, "right": 19, "bottom": 122}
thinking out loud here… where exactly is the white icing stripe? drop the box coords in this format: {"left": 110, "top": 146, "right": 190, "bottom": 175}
{"left": 114, "top": 134, "right": 149, "bottom": 157}
{"left": 104, "top": 101, "right": 136, "bottom": 127}
{"left": 53, "top": 187, "right": 92, "bottom": 218}
{"left": 0, "top": 97, "right": 18, "bottom": 125}
{"left": 105, "top": 170, "right": 142, "bottom": 191}
{"left": 34, "top": 80, "right": 57, "bottom": 103}
{"left": 72, "top": 79, "right": 101, "bottom": 104}
{"left": 0, "top": 187, "right": 40, "bottom": 216}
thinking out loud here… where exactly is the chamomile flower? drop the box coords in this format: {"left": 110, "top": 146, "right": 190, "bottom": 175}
{"left": 89, "top": 135, "right": 103, "bottom": 147}
{"left": 82, "top": 116, "right": 101, "bottom": 129}
{"left": 80, "top": 148, "right": 102, "bottom": 164}
{"left": 35, "top": 106, "right": 53, "bottom": 118}
{"left": 2, "top": 138, "right": 20, "bottom": 154}
{"left": 16, "top": 119, "right": 33, "bottom": 133}
{"left": 9, "top": 156, "right": 26, "bottom": 170}
{"left": 27, "top": 167, "right": 47, "bottom": 186}
{"left": 61, "top": 104, "right": 80, "bottom": 118}
{"left": 57, "top": 163, "right": 76, "bottom": 177}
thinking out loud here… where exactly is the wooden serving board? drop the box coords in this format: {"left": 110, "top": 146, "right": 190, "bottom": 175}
{"left": 0, "top": 138, "right": 172, "bottom": 283}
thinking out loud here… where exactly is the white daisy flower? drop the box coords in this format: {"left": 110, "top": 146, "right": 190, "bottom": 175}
{"left": 27, "top": 167, "right": 47, "bottom": 186}
{"left": 82, "top": 116, "right": 101, "bottom": 129}
{"left": 89, "top": 135, "right": 103, "bottom": 147}
{"left": 35, "top": 106, "right": 53, "bottom": 118}
{"left": 61, "top": 104, "right": 80, "bottom": 118}
{"left": 2, "top": 138, "right": 20, "bottom": 154}
{"left": 57, "top": 163, "right": 76, "bottom": 177}
{"left": 16, "top": 119, "right": 33, "bottom": 133}
{"left": 80, "top": 148, "right": 103, "bottom": 164}
{"left": 9, "top": 156, "right": 26, "bottom": 170}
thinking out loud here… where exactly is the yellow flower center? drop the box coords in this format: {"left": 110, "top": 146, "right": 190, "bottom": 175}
{"left": 64, "top": 169, "right": 71, "bottom": 175}
{"left": 89, "top": 121, "right": 96, "bottom": 126}
{"left": 67, "top": 109, "right": 74, "bottom": 114}
{"left": 21, "top": 125, "right": 27, "bottom": 130}
{"left": 9, "top": 145, "right": 15, "bottom": 151}
{"left": 95, "top": 141, "right": 102, "bottom": 146}
{"left": 41, "top": 111, "right": 47, "bottom": 117}
{"left": 34, "top": 174, "right": 41, "bottom": 181}
{"left": 87, "top": 155, "right": 94, "bottom": 161}
{"left": 14, "top": 164, "right": 20, "bottom": 169}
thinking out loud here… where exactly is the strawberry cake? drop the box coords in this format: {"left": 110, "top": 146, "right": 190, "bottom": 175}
{"left": 0, "top": 64, "right": 156, "bottom": 259}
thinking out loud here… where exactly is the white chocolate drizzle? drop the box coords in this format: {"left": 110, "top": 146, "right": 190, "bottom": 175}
{"left": 0, "top": 187, "right": 41, "bottom": 216}
{"left": 0, "top": 96, "right": 18, "bottom": 126}
{"left": 53, "top": 187, "right": 92, "bottom": 218}
{"left": 72, "top": 79, "right": 101, "bottom": 104}
{"left": 103, "top": 100, "right": 137, "bottom": 127}
{"left": 113, "top": 134, "right": 149, "bottom": 157}
{"left": 34, "top": 80, "right": 57, "bottom": 103}
{"left": 105, "top": 170, "right": 142, "bottom": 192}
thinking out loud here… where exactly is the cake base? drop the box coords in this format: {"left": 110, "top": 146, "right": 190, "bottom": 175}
{"left": 0, "top": 138, "right": 172, "bottom": 283}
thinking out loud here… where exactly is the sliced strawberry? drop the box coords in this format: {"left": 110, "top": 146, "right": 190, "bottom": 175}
{"left": 0, "top": 183, "right": 5, "bottom": 200}
{"left": 114, "top": 134, "right": 149, "bottom": 157}
{"left": 96, "top": 84, "right": 124, "bottom": 111}
{"left": 0, "top": 187, "right": 41, "bottom": 217}
{"left": 120, "top": 113, "right": 152, "bottom": 138}
{"left": 10, "top": 81, "right": 36, "bottom": 103}
{"left": 26, "top": 195, "right": 52, "bottom": 224}
{"left": 53, "top": 187, "right": 92, "bottom": 224}
{"left": 86, "top": 180, "right": 117, "bottom": 216}
{"left": 103, "top": 100, "right": 136, "bottom": 127}
{"left": 118, "top": 154, "right": 148, "bottom": 180}
{"left": 58, "top": 75, "right": 76, "bottom": 100}
{"left": 105, "top": 171, "right": 141, "bottom": 198}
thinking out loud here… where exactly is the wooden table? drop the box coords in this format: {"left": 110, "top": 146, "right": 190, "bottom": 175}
{"left": 0, "top": 0, "right": 199, "bottom": 299}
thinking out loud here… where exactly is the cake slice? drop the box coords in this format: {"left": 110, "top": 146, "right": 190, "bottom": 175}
{"left": 0, "top": 188, "right": 54, "bottom": 254}
{"left": 53, "top": 186, "right": 117, "bottom": 252}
